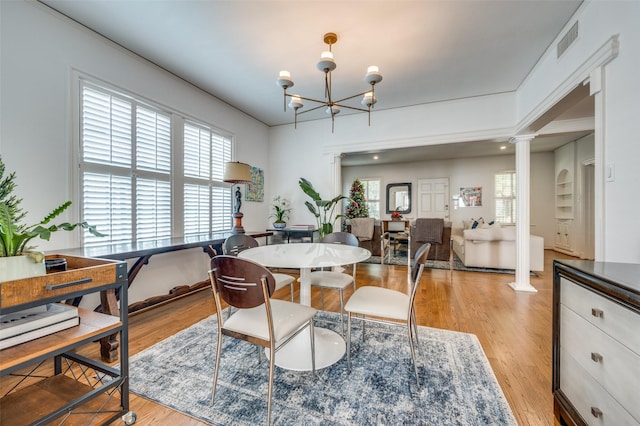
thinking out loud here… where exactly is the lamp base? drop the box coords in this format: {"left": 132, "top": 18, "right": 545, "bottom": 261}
{"left": 231, "top": 212, "right": 245, "bottom": 234}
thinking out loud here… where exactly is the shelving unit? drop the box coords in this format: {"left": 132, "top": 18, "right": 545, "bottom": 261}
{"left": 556, "top": 169, "right": 574, "bottom": 219}
{"left": 0, "top": 254, "right": 132, "bottom": 425}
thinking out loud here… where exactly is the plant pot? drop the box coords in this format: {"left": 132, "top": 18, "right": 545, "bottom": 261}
{"left": 273, "top": 221, "right": 287, "bottom": 229}
{"left": 392, "top": 217, "right": 402, "bottom": 221}
{"left": 0, "top": 255, "right": 46, "bottom": 282}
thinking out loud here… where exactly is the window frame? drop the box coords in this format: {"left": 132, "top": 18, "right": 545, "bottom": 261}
{"left": 75, "top": 75, "right": 235, "bottom": 247}
{"left": 358, "top": 177, "right": 382, "bottom": 220}
{"left": 494, "top": 170, "right": 516, "bottom": 225}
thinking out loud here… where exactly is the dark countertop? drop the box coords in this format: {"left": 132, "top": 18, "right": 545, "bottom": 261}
{"left": 554, "top": 259, "right": 640, "bottom": 307}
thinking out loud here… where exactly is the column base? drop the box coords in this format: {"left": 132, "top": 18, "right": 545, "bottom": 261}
{"left": 508, "top": 281, "right": 538, "bottom": 292}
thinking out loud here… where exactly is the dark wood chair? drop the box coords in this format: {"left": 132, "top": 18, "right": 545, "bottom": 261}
{"left": 208, "top": 255, "right": 317, "bottom": 425}
{"left": 223, "top": 234, "right": 295, "bottom": 301}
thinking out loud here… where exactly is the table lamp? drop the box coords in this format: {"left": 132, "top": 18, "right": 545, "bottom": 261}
{"left": 223, "top": 161, "right": 252, "bottom": 234}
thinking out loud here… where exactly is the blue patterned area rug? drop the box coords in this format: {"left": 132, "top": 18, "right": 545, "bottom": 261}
{"left": 129, "top": 312, "right": 516, "bottom": 425}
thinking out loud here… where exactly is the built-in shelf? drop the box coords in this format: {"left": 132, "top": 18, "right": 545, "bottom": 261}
{"left": 555, "top": 170, "right": 573, "bottom": 219}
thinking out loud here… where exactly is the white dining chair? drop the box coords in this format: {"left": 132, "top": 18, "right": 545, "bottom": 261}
{"left": 208, "top": 255, "right": 316, "bottom": 425}
{"left": 345, "top": 242, "right": 431, "bottom": 385}
{"left": 305, "top": 231, "right": 359, "bottom": 336}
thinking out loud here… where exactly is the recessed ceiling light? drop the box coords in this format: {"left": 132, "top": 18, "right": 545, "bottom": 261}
{"left": 373, "top": 155, "right": 379, "bottom": 160}
{"left": 500, "top": 146, "right": 507, "bottom": 150}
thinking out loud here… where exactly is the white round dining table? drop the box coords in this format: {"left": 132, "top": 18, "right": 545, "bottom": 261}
{"left": 238, "top": 242, "right": 371, "bottom": 371}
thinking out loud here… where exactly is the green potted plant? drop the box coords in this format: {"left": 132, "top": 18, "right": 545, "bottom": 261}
{"left": 0, "top": 157, "right": 104, "bottom": 281}
{"left": 269, "top": 195, "right": 291, "bottom": 229}
{"left": 298, "top": 177, "right": 347, "bottom": 238}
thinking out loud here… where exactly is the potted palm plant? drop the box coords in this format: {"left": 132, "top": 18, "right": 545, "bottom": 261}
{"left": 0, "top": 157, "right": 104, "bottom": 281}
{"left": 298, "top": 177, "right": 347, "bottom": 238}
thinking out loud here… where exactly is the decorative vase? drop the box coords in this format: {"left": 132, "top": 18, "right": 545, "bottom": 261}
{"left": 392, "top": 217, "right": 402, "bottom": 221}
{"left": 273, "top": 221, "right": 286, "bottom": 229}
{"left": 0, "top": 255, "right": 46, "bottom": 282}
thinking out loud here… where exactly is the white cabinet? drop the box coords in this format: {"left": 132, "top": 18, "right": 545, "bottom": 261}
{"left": 553, "top": 260, "right": 640, "bottom": 426}
{"left": 556, "top": 219, "right": 573, "bottom": 254}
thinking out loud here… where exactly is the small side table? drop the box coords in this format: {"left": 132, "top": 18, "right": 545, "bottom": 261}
{"left": 381, "top": 220, "right": 411, "bottom": 265}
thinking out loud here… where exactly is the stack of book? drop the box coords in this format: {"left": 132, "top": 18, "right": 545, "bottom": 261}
{"left": 0, "top": 303, "right": 80, "bottom": 350}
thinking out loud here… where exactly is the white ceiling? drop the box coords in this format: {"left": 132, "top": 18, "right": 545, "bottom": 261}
{"left": 39, "top": 0, "right": 591, "bottom": 164}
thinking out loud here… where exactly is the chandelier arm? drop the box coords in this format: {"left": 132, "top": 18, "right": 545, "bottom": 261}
{"left": 333, "top": 103, "right": 370, "bottom": 113}
{"left": 286, "top": 94, "right": 329, "bottom": 105}
{"left": 295, "top": 104, "right": 327, "bottom": 115}
{"left": 333, "top": 90, "right": 373, "bottom": 104}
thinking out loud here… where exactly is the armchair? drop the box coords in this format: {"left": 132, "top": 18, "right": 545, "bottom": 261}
{"left": 409, "top": 219, "right": 452, "bottom": 262}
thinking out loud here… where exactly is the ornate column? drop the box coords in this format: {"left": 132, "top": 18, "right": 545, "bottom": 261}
{"left": 509, "top": 134, "right": 538, "bottom": 292}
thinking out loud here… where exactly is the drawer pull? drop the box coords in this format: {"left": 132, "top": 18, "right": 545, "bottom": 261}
{"left": 46, "top": 277, "right": 93, "bottom": 290}
{"left": 591, "top": 308, "right": 604, "bottom": 318}
{"left": 590, "top": 407, "right": 603, "bottom": 418}
{"left": 590, "top": 352, "right": 603, "bottom": 363}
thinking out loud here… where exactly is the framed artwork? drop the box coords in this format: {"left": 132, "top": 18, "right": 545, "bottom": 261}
{"left": 459, "top": 187, "right": 482, "bottom": 207}
{"left": 245, "top": 166, "right": 264, "bottom": 202}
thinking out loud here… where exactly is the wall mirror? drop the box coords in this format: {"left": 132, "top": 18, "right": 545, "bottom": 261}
{"left": 386, "top": 183, "right": 412, "bottom": 214}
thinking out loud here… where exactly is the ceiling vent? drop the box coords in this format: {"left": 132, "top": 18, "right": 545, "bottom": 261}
{"left": 557, "top": 21, "right": 579, "bottom": 58}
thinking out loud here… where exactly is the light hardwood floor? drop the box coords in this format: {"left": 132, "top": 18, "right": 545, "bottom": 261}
{"left": 101, "top": 249, "right": 573, "bottom": 425}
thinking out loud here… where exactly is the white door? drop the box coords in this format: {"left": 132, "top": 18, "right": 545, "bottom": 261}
{"left": 417, "top": 178, "right": 449, "bottom": 219}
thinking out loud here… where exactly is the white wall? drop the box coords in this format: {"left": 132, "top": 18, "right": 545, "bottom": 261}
{"left": 517, "top": 1, "right": 640, "bottom": 262}
{"left": 269, "top": 93, "right": 517, "bottom": 227}
{"left": 0, "top": 1, "right": 270, "bottom": 305}
{"left": 273, "top": 1, "right": 640, "bottom": 263}
{"left": 342, "top": 152, "right": 557, "bottom": 247}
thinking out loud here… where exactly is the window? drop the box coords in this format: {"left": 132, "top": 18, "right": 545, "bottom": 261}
{"left": 495, "top": 171, "right": 516, "bottom": 224}
{"left": 80, "top": 81, "right": 232, "bottom": 246}
{"left": 359, "top": 178, "right": 381, "bottom": 219}
{"left": 183, "top": 122, "right": 232, "bottom": 235}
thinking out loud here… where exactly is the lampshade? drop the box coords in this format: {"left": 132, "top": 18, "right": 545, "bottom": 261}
{"left": 223, "top": 161, "right": 252, "bottom": 183}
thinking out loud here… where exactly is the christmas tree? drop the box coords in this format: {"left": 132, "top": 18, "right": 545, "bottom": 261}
{"left": 345, "top": 179, "right": 369, "bottom": 218}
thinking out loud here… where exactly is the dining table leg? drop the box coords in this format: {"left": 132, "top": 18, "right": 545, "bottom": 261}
{"left": 267, "top": 267, "right": 346, "bottom": 370}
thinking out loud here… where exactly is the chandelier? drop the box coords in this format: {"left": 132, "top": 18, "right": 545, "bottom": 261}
{"left": 276, "top": 32, "right": 383, "bottom": 132}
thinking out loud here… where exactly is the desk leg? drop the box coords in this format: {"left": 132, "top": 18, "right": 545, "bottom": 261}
{"left": 99, "top": 289, "right": 120, "bottom": 363}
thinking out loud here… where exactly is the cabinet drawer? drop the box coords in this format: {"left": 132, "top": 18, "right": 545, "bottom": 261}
{"left": 560, "top": 348, "right": 640, "bottom": 426}
{"left": 561, "top": 277, "right": 640, "bottom": 356}
{"left": 0, "top": 255, "right": 126, "bottom": 310}
{"left": 560, "top": 305, "right": 640, "bottom": 419}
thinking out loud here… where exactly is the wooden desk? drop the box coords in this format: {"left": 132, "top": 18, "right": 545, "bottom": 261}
{"left": 52, "top": 231, "right": 272, "bottom": 313}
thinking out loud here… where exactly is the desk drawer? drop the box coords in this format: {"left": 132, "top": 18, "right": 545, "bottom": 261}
{"left": 560, "top": 348, "right": 639, "bottom": 426}
{"left": 560, "top": 277, "right": 640, "bottom": 356}
{"left": 560, "top": 305, "right": 640, "bottom": 419}
{"left": 0, "top": 255, "right": 126, "bottom": 310}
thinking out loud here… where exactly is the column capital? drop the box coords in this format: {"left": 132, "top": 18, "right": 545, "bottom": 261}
{"left": 509, "top": 134, "right": 537, "bottom": 144}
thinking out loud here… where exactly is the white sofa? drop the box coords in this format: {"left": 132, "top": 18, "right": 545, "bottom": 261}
{"left": 451, "top": 226, "right": 544, "bottom": 271}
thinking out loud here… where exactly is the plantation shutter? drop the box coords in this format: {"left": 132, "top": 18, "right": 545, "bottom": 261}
{"left": 183, "top": 122, "right": 232, "bottom": 234}
{"left": 81, "top": 83, "right": 172, "bottom": 245}
{"left": 80, "top": 80, "right": 234, "bottom": 246}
